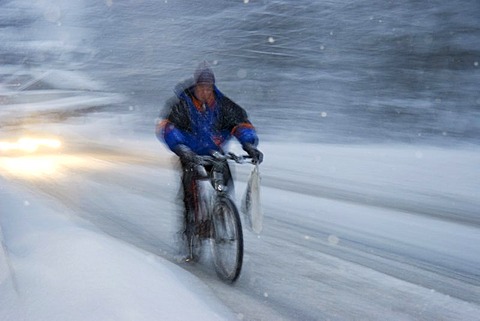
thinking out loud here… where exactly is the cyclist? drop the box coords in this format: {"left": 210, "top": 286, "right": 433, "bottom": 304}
{"left": 156, "top": 61, "right": 263, "bottom": 247}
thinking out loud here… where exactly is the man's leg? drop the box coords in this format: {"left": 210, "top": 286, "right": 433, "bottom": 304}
{"left": 181, "top": 162, "right": 196, "bottom": 236}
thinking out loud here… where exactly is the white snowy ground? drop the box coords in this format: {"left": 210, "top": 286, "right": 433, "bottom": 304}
{"left": 1, "top": 93, "right": 480, "bottom": 320}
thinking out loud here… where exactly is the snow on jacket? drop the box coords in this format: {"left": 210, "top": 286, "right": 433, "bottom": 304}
{"left": 156, "top": 80, "right": 258, "bottom": 156}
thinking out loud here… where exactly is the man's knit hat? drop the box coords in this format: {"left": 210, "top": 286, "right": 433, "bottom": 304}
{"left": 194, "top": 61, "right": 215, "bottom": 85}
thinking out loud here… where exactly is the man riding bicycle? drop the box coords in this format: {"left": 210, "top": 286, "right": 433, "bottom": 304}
{"left": 156, "top": 61, "right": 263, "bottom": 249}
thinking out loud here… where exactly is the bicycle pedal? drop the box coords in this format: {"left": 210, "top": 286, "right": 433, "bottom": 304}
{"left": 184, "top": 255, "right": 199, "bottom": 263}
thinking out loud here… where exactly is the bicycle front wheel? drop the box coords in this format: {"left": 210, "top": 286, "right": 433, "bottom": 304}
{"left": 211, "top": 197, "right": 243, "bottom": 283}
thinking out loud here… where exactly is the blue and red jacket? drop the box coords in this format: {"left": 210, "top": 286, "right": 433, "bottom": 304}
{"left": 156, "top": 80, "right": 258, "bottom": 156}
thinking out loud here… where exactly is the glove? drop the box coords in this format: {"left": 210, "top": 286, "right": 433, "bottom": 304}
{"left": 174, "top": 145, "right": 199, "bottom": 166}
{"left": 243, "top": 143, "right": 263, "bottom": 164}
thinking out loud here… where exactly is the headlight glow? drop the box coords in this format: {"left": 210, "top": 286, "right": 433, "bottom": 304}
{"left": 0, "top": 137, "right": 62, "bottom": 153}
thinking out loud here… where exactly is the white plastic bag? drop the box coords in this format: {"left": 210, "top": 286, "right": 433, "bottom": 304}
{"left": 241, "top": 165, "right": 263, "bottom": 234}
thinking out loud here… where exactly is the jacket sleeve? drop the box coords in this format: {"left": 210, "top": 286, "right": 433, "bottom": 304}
{"left": 232, "top": 121, "right": 258, "bottom": 147}
{"left": 156, "top": 98, "right": 191, "bottom": 152}
{"left": 221, "top": 97, "right": 259, "bottom": 147}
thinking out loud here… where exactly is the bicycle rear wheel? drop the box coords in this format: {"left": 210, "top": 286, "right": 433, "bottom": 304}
{"left": 185, "top": 213, "right": 202, "bottom": 262}
{"left": 184, "top": 180, "right": 209, "bottom": 262}
{"left": 211, "top": 197, "right": 243, "bottom": 282}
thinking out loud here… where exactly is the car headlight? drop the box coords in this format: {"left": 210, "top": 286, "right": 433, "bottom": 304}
{"left": 0, "top": 137, "right": 62, "bottom": 153}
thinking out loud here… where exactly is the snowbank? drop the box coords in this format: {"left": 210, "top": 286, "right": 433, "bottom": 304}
{"left": 0, "top": 184, "right": 236, "bottom": 321}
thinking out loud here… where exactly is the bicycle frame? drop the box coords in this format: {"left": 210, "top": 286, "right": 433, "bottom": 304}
{"left": 192, "top": 152, "right": 251, "bottom": 215}
{"left": 189, "top": 154, "right": 238, "bottom": 231}
{"left": 185, "top": 152, "right": 252, "bottom": 282}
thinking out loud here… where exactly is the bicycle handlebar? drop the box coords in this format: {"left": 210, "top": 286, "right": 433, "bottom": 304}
{"left": 196, "top": 152, "right": 253, "bottom": 165}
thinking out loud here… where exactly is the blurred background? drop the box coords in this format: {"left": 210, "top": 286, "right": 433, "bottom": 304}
{"left": 1, "top": 0, "right": 479, "bottom": 145}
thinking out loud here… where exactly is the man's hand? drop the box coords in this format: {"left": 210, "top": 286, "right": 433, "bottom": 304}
{"left": 243, "top": 143, "right": 263, "bottom": 164}
{"left": 174, "top": 145, "right": 199, "bottom": 165}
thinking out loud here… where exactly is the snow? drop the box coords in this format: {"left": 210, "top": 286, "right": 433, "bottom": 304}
{"left": 1, "top": 0, "right": 480, "bottom": 319}
{"left": 1, "top": 109, "right": 479, "bottom": 320}
{"left": 0, "top": 171, "right": 236, "bottom": 321}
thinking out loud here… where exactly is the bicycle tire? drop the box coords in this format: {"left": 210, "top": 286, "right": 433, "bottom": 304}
{"left": 211, "top": 197, "right": 243, "bottom": 282}
{"left": 185, "top": 213, "right": 202, "bottom": 262}
{"left": 185, "top": 180, "right": 208, "bottom": 262}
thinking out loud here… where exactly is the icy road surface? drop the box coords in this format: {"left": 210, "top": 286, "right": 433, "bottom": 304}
{"left": 1, "top": 128, "right": 479, "bottom": 321}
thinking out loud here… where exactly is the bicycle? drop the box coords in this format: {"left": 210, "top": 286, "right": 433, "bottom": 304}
{"left": 184, "top": 151, "right": 253, "bottom": 283}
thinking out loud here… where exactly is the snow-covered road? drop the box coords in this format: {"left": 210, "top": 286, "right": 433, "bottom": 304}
{"left": 2, "top": 126, "right": 479, "bottom": 320}
{"left": 2, "top": 0, "right": 480, "bottom": 318}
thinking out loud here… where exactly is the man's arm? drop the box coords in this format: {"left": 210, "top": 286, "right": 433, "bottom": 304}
{"left": 156, "top": 100, "right": 191, "bottom": 152}
{"left": 222, "top": 97, "right": 263, "bottom": 164}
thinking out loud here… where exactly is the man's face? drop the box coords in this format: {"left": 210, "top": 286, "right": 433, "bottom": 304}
{"left": 194, "top": 83, "right": 214, "bottom": 104}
